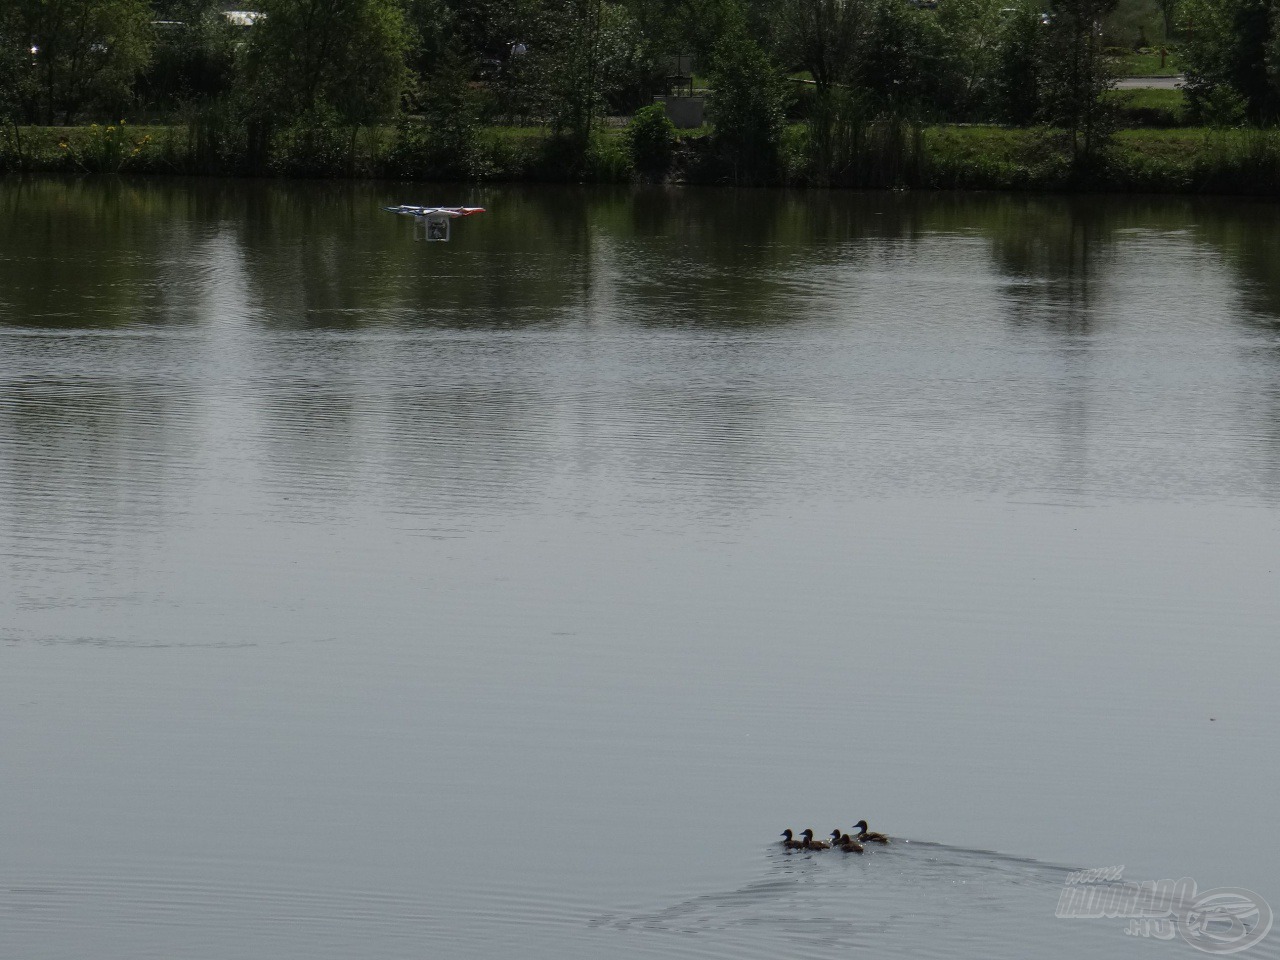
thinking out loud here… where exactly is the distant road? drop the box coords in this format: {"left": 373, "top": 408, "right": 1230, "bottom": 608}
{"left": 1116, "top": 76, "right": 1183, "bottom": 89}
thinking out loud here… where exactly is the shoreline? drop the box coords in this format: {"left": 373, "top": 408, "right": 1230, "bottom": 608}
{"left": 4, "top": 123, "right": 1279, "bottom": 197}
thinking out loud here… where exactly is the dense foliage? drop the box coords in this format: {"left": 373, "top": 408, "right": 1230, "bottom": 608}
{"left": 1180, "top": 0, "right": 1280, "bottom": 121}
{"left": 626, "top": 101, "right": 677, "bottom": 173}
{"left": 4, "top": 0, "right": 153, "bottom": 124}
{"left": 0, "top": 0, "right": 1276, "bottom": 183}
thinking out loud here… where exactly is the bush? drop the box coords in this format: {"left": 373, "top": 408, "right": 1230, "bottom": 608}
{"left": 269, "top": 114, "right": 352, "bottom": 177}
{"left": 179, "top": 100, "right": 244, "bottom": 174}
{"left": 1187, "top": 85, "right": 1248, "bottom": 126}
{"left": 1195, "top": 128, "right": 1280, "bottom": 191}
{"left": 798, "top": 90, "right": 926, "bottom": 187}
{"left": 385, "top": 116, "right": 481, "bottom": 180}
{"left": 626, "top": 104, "right": 676, "bottom": 176}
{"left": 521, "top": 130, "right": 631, "bottom": 182}
{"left": 61, "top": 120, "right": 153, "bottom": 172}
{"left": 586, "top": 131, "right": 632, "bottom": 181}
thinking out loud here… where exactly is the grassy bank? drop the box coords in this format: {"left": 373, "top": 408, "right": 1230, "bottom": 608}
{"left": 922, "top": 126, "right": 1280, "bottom": 194}
{"left": 3, "top": 120, "right": 1279, "bottom": 196}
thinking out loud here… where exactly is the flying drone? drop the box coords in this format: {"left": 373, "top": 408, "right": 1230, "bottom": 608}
{"left": 384, "top": 205, "right": 486, "bottom": 242}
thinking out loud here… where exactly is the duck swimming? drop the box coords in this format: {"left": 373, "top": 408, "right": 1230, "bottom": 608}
{"left": 830, "top": 830, "right": 864, "bottom": 853}
{"left": 800, "top": 828, "right": 830, "bottom": 850}
{"left": 780, "top": 829, "right": 805, "bottom": 850}
{"left": 852, "top": 819, "right": 889, "bottom": 844}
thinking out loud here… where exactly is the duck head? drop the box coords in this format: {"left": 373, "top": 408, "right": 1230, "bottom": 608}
{"left": 780, "top": 829, "right": 794, "bottom": 840}
{"left": 853, "top": 820, "right": 869, "bottom": 833}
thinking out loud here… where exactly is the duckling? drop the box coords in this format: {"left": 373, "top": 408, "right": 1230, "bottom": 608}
{"left": 800, "top": 828, "right": 830, "bottom": 850}
{"left": 852, "top": 819, "right": 889, "bottom": 844}
{"left": 780, "top": 829, "right": 804, "bottom": 850}
{"left": 830, "top": 830, "right": 864, "bottom": 853}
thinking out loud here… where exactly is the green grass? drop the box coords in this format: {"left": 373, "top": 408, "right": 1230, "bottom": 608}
{"left": 1112, "top": 127, "right": 1214, "bottom": 164}
{"left": 923, "top": 125, "right": 1033, "bottom": 167}
{"left": 925, "top": 124, "right": 1211, "bottom": 160}
{"left": 1107, "top": 86, "right": 1187, "bottom": 127}
{"left": 1109, "top": 50, "right": 1182, "bottom": 77}
{"left": 1112, "top": 87, "right": 1184, "bottom": 110}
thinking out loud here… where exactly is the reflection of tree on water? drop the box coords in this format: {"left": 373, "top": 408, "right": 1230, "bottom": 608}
{"left": 1193, "top": 200, "right": 1280, "bottom": 322}
{"left": 608, "top": 188, "right": 897, "bottom": 328}
{"left": 986, "top": 196, "right": 1116, "bottom": 336}
{"left": 231, "top": 182, "right": 401, "bottom": 329}
{"left": 0, "top": 179, "right": 177, "bottom": 328}
{"left": 227, "top": 182, "right": 595, "bottom": 329}
{"left": 980, "top": 194, "right": 1280, "bottom": 503}
{"left": 1196, "top": 204, "right": 1280, "bottom": 498}
{"left": 607, "top": 188, "right": 804, "bottom": 328}
{"left": 9, "top": 178, "right": 1280, "bottom": 512}
{"left": 984, "top": 197, "right": 1117, "bottom": 500}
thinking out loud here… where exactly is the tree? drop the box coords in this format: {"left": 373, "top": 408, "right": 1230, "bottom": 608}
{"left": 1181, "top": 0, "right": 1280, "bottom": 122}
{"left": 239, "top": 0, "right": 410, "bottom": 129}
{"left": 854, "top": 0, "right": 941, "bottom": 112}
{"left": 936, "top": 0, "right": 1007, "bottom": 120}
{"left": 0, "top": 10, "right": 32, "bottom": 117}
{"left": 996, "top": 0, "right": 1045, "bottom": 124}
{"left": 1269, "top": 2, "right": 1280, "bottom": 103}
{"left": 0, "top": 11, "right": 36, "bottom": 163}
{"left": 1156, "top": 0, "right": 1180, "bottom": 37}
{"left": 403, "top": 0, "right": 458, "bottom": 81}
{"left": 596, "top": 2, "right": 661, "bottom": 113}
{"left": 547, "top": 0, "right": 608, "bottom": 144}
{"left": 707, "top": 15, "right": 789, "bottom": 182}
{"left": 488, "top": 0, "right": 647, "bottom": 152}
{"left": 137, "top": 1, "right": 238, "bottom": 112}
{"left": 522, "top": 0, "right": 654, "bottom": 143}
{"left": 778, "top": 0, "right": 867, "bottom": 179}
{"left": 615, "top": 0, "right": 687, "bottom": 56}
{"left": 450, "top": 0, "right": 542, "bottom": 61}
{"left": 1039, "top": 0, "right": 1119, "bottom": 167}
{"left": 779, "top": 0, "right": 869, "bottom": 94}
{"left": 418, "top": 38, "right": 481, "bottom": 175}
{"left": 675, "top": 0, "right": 762, "bottom": 69}
{"left": 7, "top": 0, "right": 153, "bottom": 124}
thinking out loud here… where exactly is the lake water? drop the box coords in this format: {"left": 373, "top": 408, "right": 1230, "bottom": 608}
{"left": 2, "top": 178, "right": 1278, "bottom": 960}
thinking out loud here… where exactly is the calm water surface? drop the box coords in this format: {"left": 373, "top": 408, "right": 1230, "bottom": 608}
{"left": 2, "top": 178, "right": 1279, "bottom": 960}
